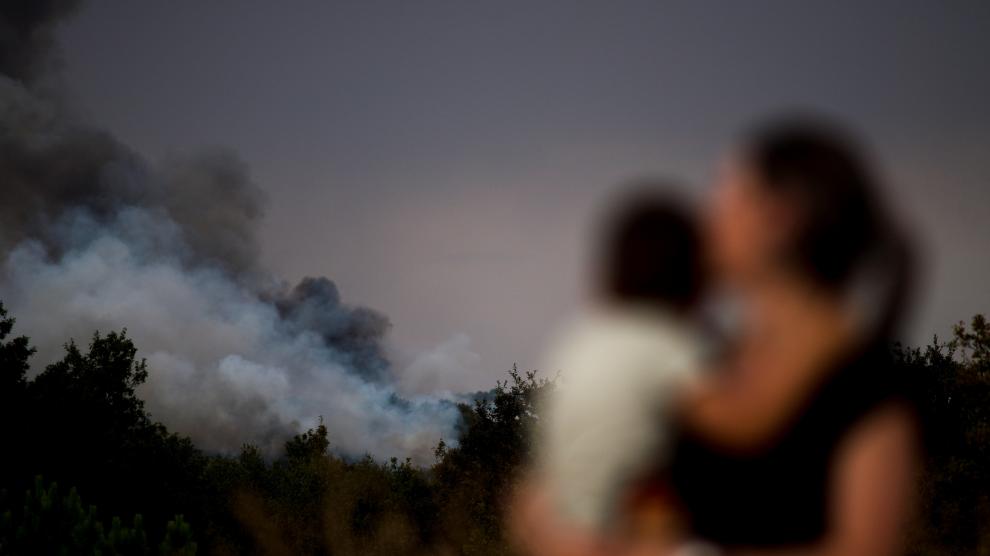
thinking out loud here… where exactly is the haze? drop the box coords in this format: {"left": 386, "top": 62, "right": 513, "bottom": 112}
{"left": 56, "top": 0, "right": 990, "bottom": 393}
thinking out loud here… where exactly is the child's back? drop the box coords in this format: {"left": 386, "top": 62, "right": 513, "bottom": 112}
{"left": 541, "top": 307, "right": 701, "bottom": 530}
{"left": 537, "top": 187, "right": 706, "bottom": 533}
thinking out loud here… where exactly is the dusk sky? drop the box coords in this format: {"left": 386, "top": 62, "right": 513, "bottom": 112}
{"left": 55, "top": 0, "right": 990, "bottom": 393}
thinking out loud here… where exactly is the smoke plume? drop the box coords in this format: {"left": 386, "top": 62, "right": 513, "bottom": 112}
{"left": 0, "top": 0, "right": 461, "bottom": 462}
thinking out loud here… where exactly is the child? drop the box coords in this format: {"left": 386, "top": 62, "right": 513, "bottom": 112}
{"left": 537, "top": 186, "right": 707, "bottom": 539}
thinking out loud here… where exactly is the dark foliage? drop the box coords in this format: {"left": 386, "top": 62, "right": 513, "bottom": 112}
{"left": 896, "top": 315, "right": 990, "bottom": 555}
{"left": 0, "top": 476, "right": 195, "bottom": 555}
{"left": 0, "top": 300, "right": 986, "bottom": 555}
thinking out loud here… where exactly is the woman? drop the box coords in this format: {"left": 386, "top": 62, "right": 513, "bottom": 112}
{"left": 513, "top": 117, "right": 920, "bottom": 556}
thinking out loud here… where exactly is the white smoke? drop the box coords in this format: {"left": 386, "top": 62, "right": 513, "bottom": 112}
{"left": 398, "top": 332, "right": 487, "bottom": 396}
{"left": 0, "top": 0, "right": 464, "bottom": 464}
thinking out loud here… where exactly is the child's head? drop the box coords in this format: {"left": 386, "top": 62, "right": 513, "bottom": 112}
{"left": 596, "top": 185, "right": 705, "bottom": 312}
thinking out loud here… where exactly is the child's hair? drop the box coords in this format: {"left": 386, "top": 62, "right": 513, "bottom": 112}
{"left": 596, "top": 184, "right": 704, "bottom": 311}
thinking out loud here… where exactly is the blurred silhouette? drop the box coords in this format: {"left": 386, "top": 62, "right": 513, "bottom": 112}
{"left": 668, "top": 116, "right": 920, "bottom": 555}
{"left": 513, "top": 116, "right": 921, "bottom": 556}
{"left": 536, "top": 185, "right": 706, "bottom": 542}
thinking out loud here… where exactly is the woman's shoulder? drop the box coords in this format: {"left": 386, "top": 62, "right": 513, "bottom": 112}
{"left": 778, "top": 339, "right": 914, "bottom": 455}
{"left": 821, "top": 340, "right": 907, "bottom": 410}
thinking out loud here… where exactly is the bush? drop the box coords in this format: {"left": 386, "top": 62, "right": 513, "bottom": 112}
{"left": 0, "top": 476, "right": 194, "bottom": 555}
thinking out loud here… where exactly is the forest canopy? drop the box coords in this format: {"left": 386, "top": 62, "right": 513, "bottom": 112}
{"left": 0, "top": 301, "right": 987, "bottom": 555}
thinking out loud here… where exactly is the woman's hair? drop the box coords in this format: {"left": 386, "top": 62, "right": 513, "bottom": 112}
{"left": 597, "top": 185, "right": 704, "bottom": 311}
{"left": 742, "top": 116, "right": 913, "bottom": 338}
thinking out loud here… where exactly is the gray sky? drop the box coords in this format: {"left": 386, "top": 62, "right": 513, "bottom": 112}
{"left": 57, "top": 0, "right": 990, "bottom": 391}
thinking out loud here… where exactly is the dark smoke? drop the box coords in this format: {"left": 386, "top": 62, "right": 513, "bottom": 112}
{"left": 271, "top": 277, "right": 392, "bottom": 382}
{"left": 0, "top": 0, "right": 460, "bottom": 461}
{"left": 0, "top": 0, "right": 80, "bottom": 83}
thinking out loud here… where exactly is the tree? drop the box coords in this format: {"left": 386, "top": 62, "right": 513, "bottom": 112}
{"left": 898, "top": 315, "right": 990, "bottom": 555}
{"left": 0, "top": 302, "right": 35, "bottom": 492}
{"left": 430, "top": 365, "right": 552, "bottom": 555}
{"left": 0, "top": 476, "right": 195, "bottom": 555}
{"left": 4, "top": 327, "right": 209, "bottom": 548}
{"left": 0, "top": 301, "right": 34, "bottom": 393}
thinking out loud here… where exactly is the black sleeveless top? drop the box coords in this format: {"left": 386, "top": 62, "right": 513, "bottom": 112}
{"left": 668, "top": 341, "right": 912, "bottom": 547}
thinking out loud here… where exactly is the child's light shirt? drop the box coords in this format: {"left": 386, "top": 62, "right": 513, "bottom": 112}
{"left": 539, "top": 306, "right": 703, "bottom": 531}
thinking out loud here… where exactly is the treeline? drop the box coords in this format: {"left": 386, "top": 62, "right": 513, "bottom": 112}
{"left": 0, "top": 301, "right": 546, "bottom": 555}
{"left": 0, "top": 301, "right": 987, "bottom": 555}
